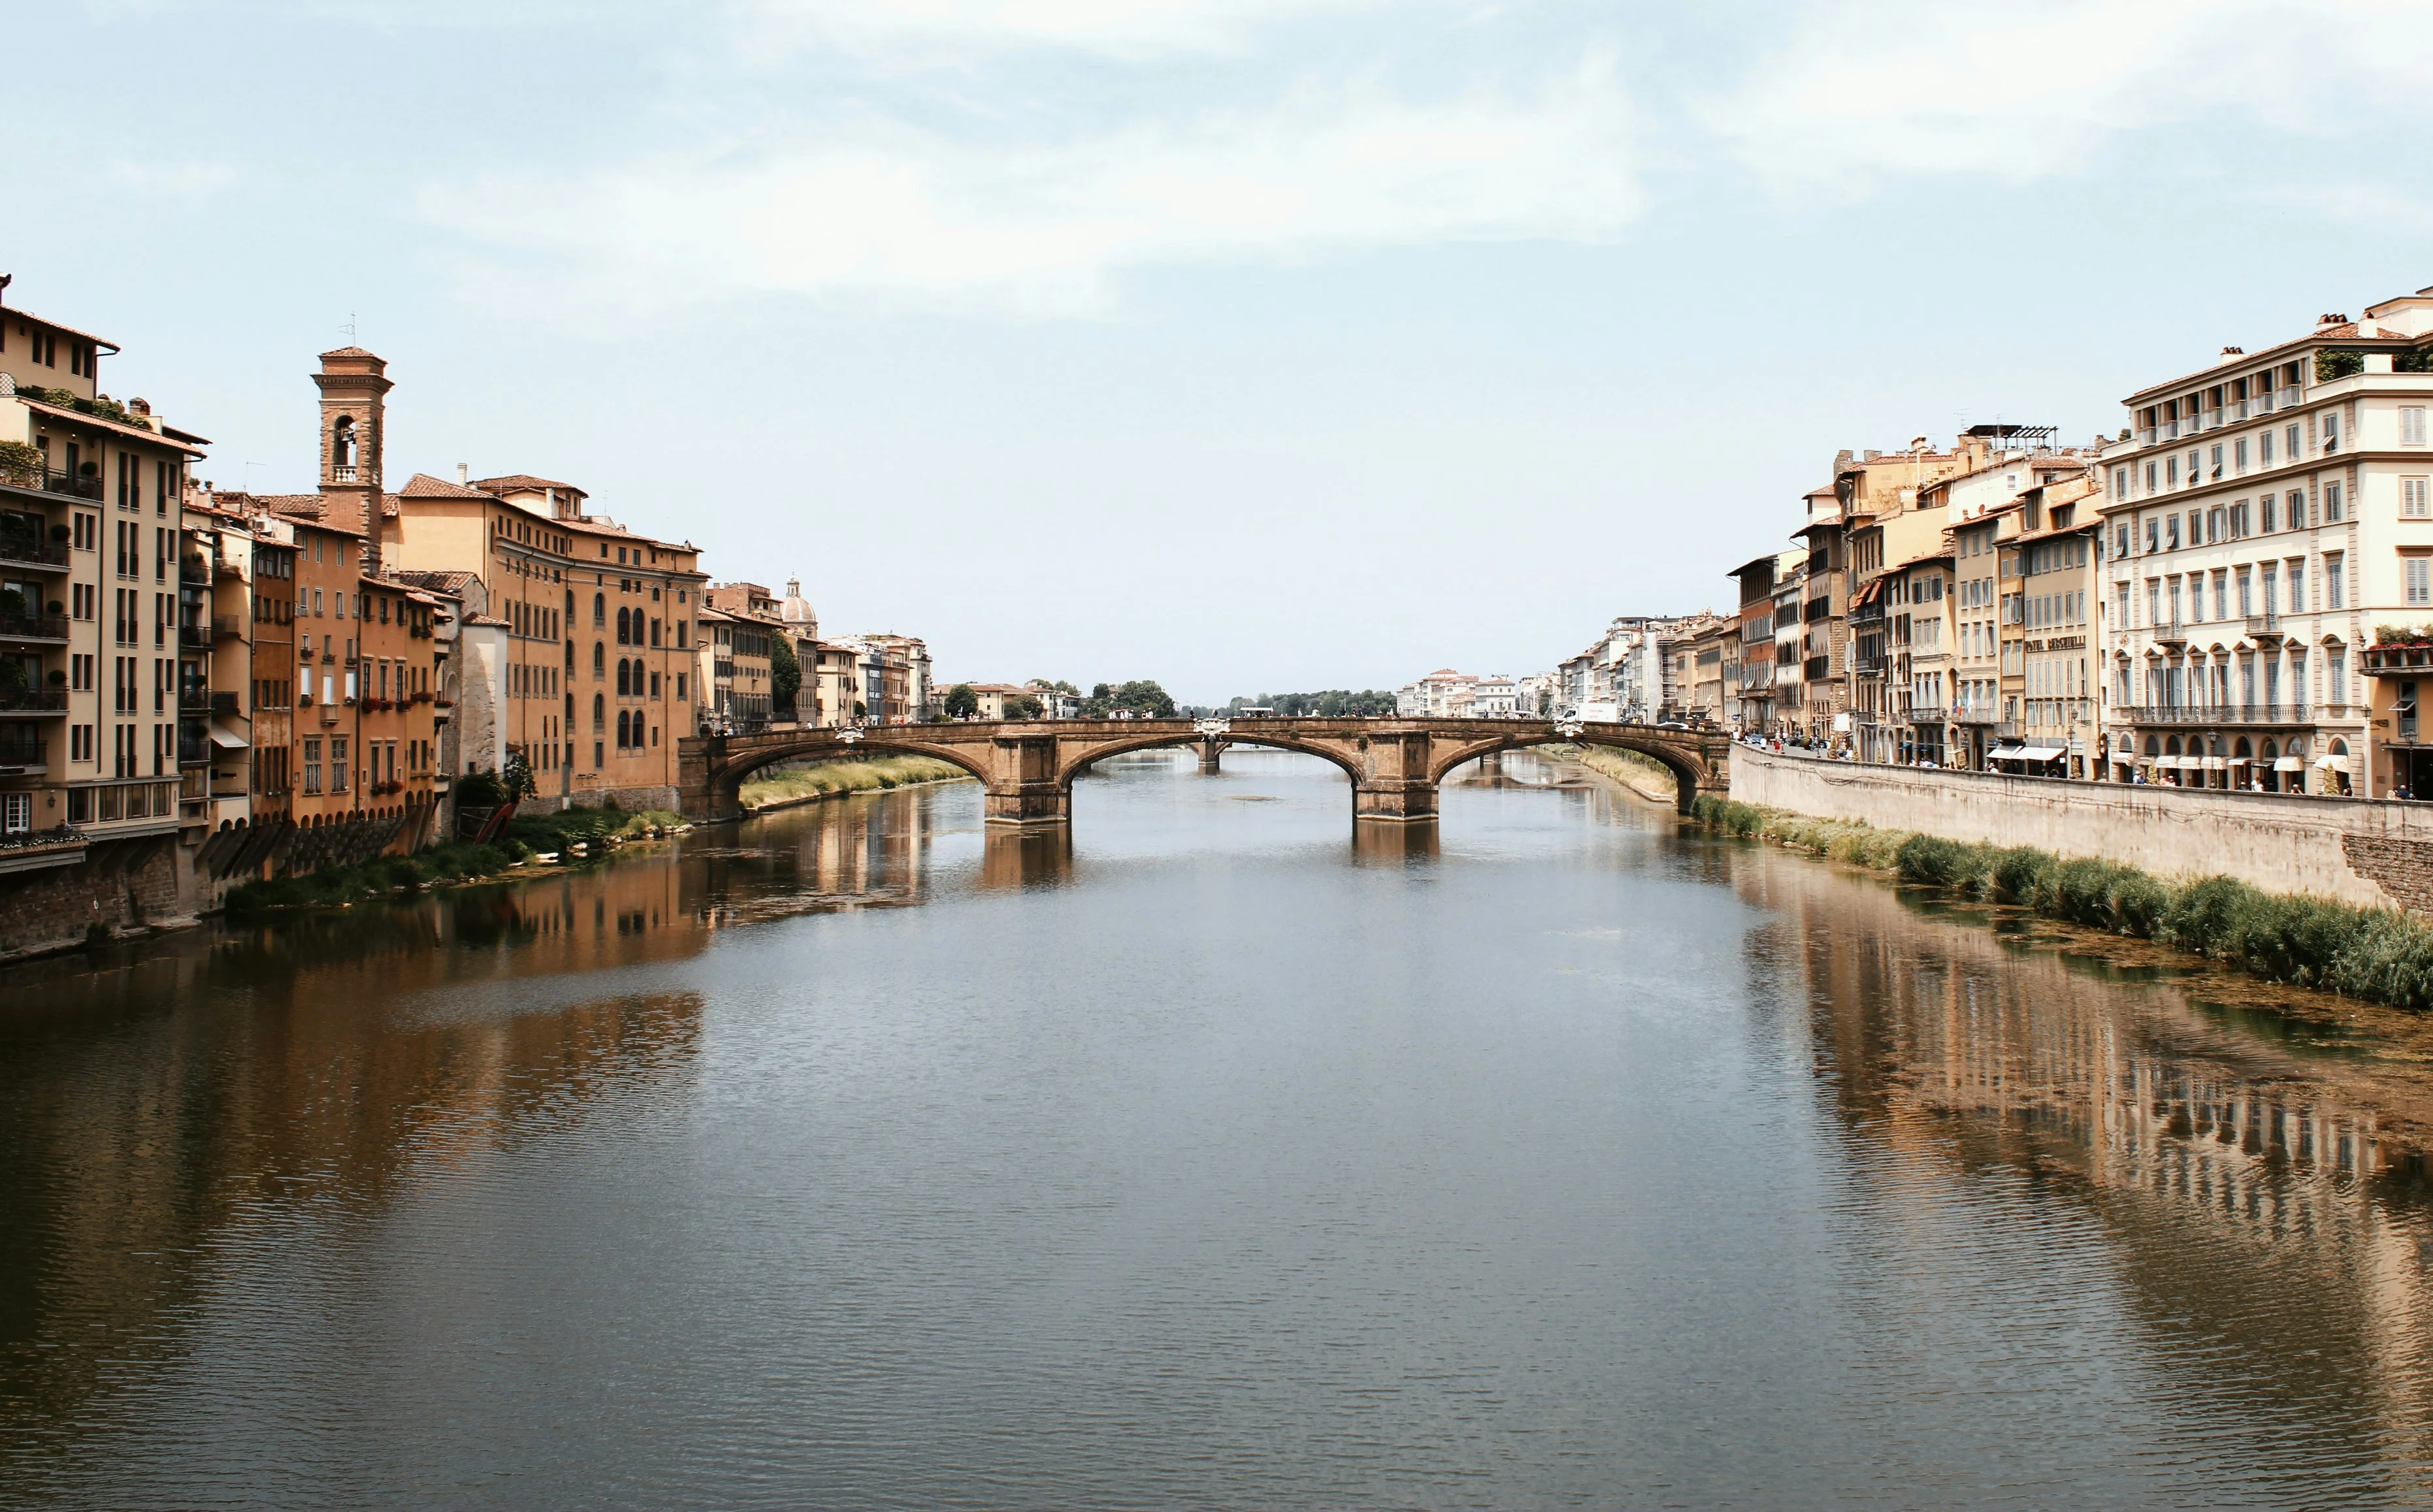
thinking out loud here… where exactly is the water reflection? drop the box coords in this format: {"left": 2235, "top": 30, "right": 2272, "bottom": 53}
{"left": 1350, "top": 818, "right": 1440, "bottom": 863}
{"left": 981, "top": 825, "right": 1073, "bottom": 890}
{"left": 1737, "top": 842, "right": 2433, "bottom": 1495}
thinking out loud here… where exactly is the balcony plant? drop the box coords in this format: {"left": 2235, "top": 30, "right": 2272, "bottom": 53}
{"left": 0, "top": 442, "right": 41, "bottom": 488}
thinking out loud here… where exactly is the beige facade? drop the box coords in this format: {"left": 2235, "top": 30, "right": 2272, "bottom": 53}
{"left": 0, "top": 304, "right": 208, "bottom": 849}
{"left": 2095, "top": 288, "right": 2433, "bottom": 797}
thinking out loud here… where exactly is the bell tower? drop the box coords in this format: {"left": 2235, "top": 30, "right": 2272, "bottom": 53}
{"left": 312, "top": 346, "right": 393, "bottom": 573}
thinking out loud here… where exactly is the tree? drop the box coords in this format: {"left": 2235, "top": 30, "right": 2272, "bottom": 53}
{"left": 502, "top": 750, "right": 538, "bottom": 801}
{"left": 769, "top": 633, "right": 802, "bottom": 718}
{"left": 943, "top": 683, "right": 979, "bottom": 718}
{"left": 1111, "top": 680, "right": 1175, "bottom": 717}
{"left": 1030, "top": 679, "right": 1079, "bottom": 695}
{"left": 1007, "top": 694, "right": 1043, "bottom": 719}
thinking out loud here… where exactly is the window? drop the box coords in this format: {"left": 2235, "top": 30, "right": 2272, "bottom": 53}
{"left": 2114, "top": 467, "right": 2130, "bottom": 500}
{"left": 2261, "top": 430, "right": 2275, "bottom": 466}
{"left": 593, "top": 693, "right": 605, "bottom": 732}
{"left": 2287, "top": 423, "right": 2302, "bottom": 459}
{"left": 2325, "top": 412, "right": 2342, "bottom": 453}
{"left": 2330, "top": 647, "right": 2347, "bottom": 705}
{"left": 331, "top": 737, "right": 348, "bottom": 792}
{"left": 2328, "top": 555, "right": 2345, "bottom": 609}
{"left": 2289, "top": 559, "right": 2304, "bottom": 608}
{"left": 2146, "top": 461, "right": 2159, "bottom": 493}
{"left": 2409, "top": 556, "right": 2430, "bottom": 607}
{"left": 2237, "top": 568, "right": 2252, "bottom": 617}
{"left": 593, "top": 643, "right": 604, "bottom": 678}
{"left": 2409, "top": 478, "right": 2431, "bottom": 518}
{"left": 2262, "top": 494, "right": 2279, "bottom": 532}
{"left": 2167, "top": 515, "right": 2181, "bottom": 549}
{"left": 2210, "top": 444, "right": 2224, "bottom": 479}
{"left": 2327, "top": 482, "right": 2344, "bottom": 523}
{"left": 302, "top": 737, "right": 322, "bottom": 794}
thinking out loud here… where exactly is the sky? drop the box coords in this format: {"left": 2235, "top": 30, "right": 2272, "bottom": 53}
{"left": 14, "top": 0, "right": 2433, "bottom": 702}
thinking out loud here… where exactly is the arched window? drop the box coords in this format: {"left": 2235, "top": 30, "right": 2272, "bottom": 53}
{"left": 617, "top": 607, "right": 630, "bottom": 645}
{"left": 592, "top": 693, "right": 604, "bottom": 732}
{"left": 593, "top": 643, "right": 605, "bottom": 679}
{"left": 619, "top": 710, "right": 634, "bottom": 748}
{"left": 649, "top": 617, "right": 660, "bottom": 647}
{"left": 594, "top": 592, "right": 606, "bottom": 628}
{"left": 331, "top": 416, "right": 356, "bottom": 470}
{"left": 616, "top": 659, "right": 630, "bottom": 696}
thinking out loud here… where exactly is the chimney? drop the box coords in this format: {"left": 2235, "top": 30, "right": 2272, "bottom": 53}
{"left": 457, "top": 463, "right": 468, "bottom": 485}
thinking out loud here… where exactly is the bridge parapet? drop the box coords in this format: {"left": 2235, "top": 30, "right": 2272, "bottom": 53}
{"left": 676, "top": 718, "right": 1730, "bottom": 826}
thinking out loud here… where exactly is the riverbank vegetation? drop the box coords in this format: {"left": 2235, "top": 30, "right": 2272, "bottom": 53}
{"left": 1689, "top": 796, "right": 2433, "bottom": 1010}
{"left": 740, "top": 754, "right": 970, "bottom": 810}
{"left": 223, "top": 805, "right": 684, "bottom": 910}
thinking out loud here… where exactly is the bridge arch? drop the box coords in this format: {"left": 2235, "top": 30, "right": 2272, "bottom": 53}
{"left": 700, "top": 733, "right": 992, "bottom": 818}
{"left": 1426, "top": 730, "right": 1710, "bottom": 812}
{"left": 1062, "top": 730, "right": 1367, "bottom": 790}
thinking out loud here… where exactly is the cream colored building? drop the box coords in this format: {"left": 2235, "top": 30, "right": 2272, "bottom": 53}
{"left": 2095, "top": 287, "right": 2433, "bottom": 796}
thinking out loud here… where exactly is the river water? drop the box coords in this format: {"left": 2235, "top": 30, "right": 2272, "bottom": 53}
{"left": 7, "top": 748, "right": 2433, "bottom": 1509}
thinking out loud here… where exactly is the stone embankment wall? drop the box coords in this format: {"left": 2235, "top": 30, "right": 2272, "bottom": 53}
{"left": 0, "top": 836, "right": 191, "bottom": 960}
{"left": 1731, "top": 746, "right": 2433, "bottom": 913}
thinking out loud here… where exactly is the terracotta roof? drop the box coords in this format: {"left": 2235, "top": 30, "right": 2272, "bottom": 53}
{"left": 399, "top": 472, "right": 495, "bottom": 498}
{"left": 460, "top": 613, "right": 510, "bottom": 628}
{"left": 18, "top": 394, "right": 209, "bottom": 452}
{"left": 389, "top": 568, "right": 480, "bottom": 592}
{"left": 318, "top": 345, "right": 378, "bottom": 360}
{"left": 474, "top": 474, "right": 585, "bottom": 497}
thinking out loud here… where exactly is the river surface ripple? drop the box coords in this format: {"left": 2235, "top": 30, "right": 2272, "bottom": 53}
{"left": 7, "top": 749, "right": 2433, "bottom": 1509}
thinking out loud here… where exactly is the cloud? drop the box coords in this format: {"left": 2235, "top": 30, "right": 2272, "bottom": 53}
{"left": 729, "top": 0, "right": 1389, "bottom": 60}
{"left": 420, "top": 59, "right": 1641, "bottom": 322}
{"left": 1701, "top": 0, "right": 2433, "bottom": 198}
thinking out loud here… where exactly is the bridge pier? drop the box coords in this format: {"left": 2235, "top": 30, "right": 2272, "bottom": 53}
{"left": 1198, "top": 737, "right": 1223, "bottom": 774}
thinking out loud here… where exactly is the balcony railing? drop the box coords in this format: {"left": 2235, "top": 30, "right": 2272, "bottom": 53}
{"left": 2366, "top": 645, "right": 2433, "bottom": 675}
{"left": 0, "top": 466, "right": 105, "bottom": 501}
{"left": 0, "top": 612, "right": 69, "bottom": 643}
{"left": 0, "top": 737, "right": 44, "bottom": 768}
{"left": 2151, "top": 620, "right": 2187, "bottom": 644}
{"left": 0, "top": 686, "right": 67, "bottom": 714}
{"left": 2244, "top": 613, "right": 2283, "bottom": 639}
{"left": 178, "top": 621, "right": 212, "bottom": 648}
{"left": 0, "top": 535, "right": 69, "bottom": 571}
{"left": 2122, "top": 703, "right": 2310, "bottom": 726}
{"left": 178, "top": 687, "right": 212, "bottom": 713}
{"left": 179, "top": 554, "right": 211, "bottom": 584}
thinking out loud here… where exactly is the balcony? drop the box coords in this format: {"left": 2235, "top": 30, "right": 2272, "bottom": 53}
{"left": 2366, "top": 645, "right": 2433, "bottom": 675}
{"left": 2151, "top": 620, "right": 2187, "bottom": 645}
{"left": 0, "top": 612, "right": 69, "bottom": 644}
{"left": 0, "top": 466, "right": 105, "bottom": 502}
{"left": 179, "top": 686, "right": 212, "bottom": 714}
{"left": 179, "top": 553, "right": 211, "bottom": 584}
{"left": 2122, "top": 704, "right": 2310, "bottom": 726}
{"left": 0, "top": 534, "right": 69, "bottom": 572}
{"left": 0, "top": 686, "right": 67, "bottom": 715}
{"left": 2244, "top": 613, "right": 2284, "bottom": 641}
{"left": 0, "top": 735, "right": 44, "bottom": 770}
{"left": 210, "top": 690, "right": 241, "bottom": 716}
{"left": 178, "top": 621, "right": 212, "bottom": 649}
{"left": 331, "top": 465, "right": 358, "bottom": 483}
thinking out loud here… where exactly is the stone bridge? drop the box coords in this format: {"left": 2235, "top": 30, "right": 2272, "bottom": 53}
{"left": 678, "top": 717, "right": 1732, "bottom": 827}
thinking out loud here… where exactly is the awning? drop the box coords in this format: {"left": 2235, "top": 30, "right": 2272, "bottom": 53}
{"left": 2274, "top": 756, "right": 2306, "bottom": 771}
{"left": 206, "top": 719, "right": 247, "bottom": 749}
{"left": 2226, "top": 755, "right": 2251, "bottom": 765}
{"left": 1997, "top": 744, "right": 2066, "bottom": 761}
{"left": 1987, "top": 745, "right": 2025, "bottom": 760}
{"left": 2202, "top": 756, "right": 2227, "bottom": 770}
{"left": 2315, "top": 753, "right": 2351, "bottom": 769}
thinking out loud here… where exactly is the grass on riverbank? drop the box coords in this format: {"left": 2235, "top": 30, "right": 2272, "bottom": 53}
{"left": 1689, "top": 795, "right": 2433, "bottom": 1010}
{"left": 740, "top": 754, "right": 970, "bottom": 809}
{"left": 224, "top": 804, "right": 685, "bottom": 911}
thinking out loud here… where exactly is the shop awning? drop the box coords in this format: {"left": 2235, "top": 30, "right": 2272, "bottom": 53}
{"left": 1986, "top": 745, "right": 2025, "bottom": 760}
{"left": 2315, "top": 753, "right": 2351, "bottom": 769}
{"left": 207, "top": 720, "right": 247, "bottom": 749}
{"left": 2000, "top": 744, "right": 2066, "bottom": 761}
{"left": 2202, "top": 756, "right": 2227, "bottom": 770}
{"left": 2226, "top": 755, "right": 2251, "bottom": 765}
{"left": 2273, "top": 756, "right": 2306, "bottom": 772}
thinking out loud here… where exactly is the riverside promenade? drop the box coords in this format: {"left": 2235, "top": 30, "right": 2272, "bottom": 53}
{"left": 1731, "top": 745, "right": 2433, "bottom": 914}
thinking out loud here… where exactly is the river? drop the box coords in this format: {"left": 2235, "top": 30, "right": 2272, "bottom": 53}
{"left": 6, "top": 748, "right": 2433, "bottom": 1509}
